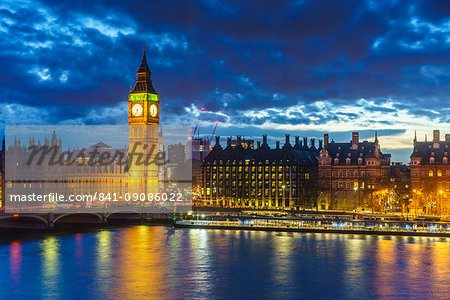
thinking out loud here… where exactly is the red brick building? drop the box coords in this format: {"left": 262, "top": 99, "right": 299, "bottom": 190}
{"left": 410, "top": 130, "right": 450, "bottom": 215}
{"left": 318, "top": 132, "right": 391, "bottom": 211}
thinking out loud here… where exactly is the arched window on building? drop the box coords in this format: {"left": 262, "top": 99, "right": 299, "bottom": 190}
{"left": 429, "top": 170, "right": 434, "bottom": 177}
{"left": 438, "top": 170, "right": 442, "bottom": 177}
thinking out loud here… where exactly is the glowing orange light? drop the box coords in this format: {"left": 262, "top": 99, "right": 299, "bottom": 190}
{"left": 13, "top": 213, "right": 19, "bottom": 217}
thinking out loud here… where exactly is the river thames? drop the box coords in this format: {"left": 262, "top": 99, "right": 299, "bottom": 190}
{"left": 1, "top": 226, "right": 450, "bottom": 299}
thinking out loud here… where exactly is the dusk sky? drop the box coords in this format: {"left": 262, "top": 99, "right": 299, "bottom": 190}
{"left": 1, "top": 0, "right": 449, "bottom": 162}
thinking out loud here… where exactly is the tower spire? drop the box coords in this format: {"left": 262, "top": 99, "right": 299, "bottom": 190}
{"left": 130, "top": 46, "right": 157, "bottom": 94}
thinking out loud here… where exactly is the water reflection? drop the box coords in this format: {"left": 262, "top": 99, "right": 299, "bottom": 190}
{"left": 1, "top": 227, "right": 450, "bottom": 299}
{"left": 9, "top": 241, "right": 22, "bottom": 290}
{"left": 96, "top": 230, "right": 112, "bottom": 292}
{"left": 41, "top": 236, "right": 61, "bottom": 298}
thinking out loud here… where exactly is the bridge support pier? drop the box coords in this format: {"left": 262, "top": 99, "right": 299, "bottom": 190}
{"left": 47, "top": 213, "right": 54, "bottom": 229}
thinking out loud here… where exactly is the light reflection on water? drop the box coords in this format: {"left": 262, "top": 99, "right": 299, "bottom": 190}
{"left": 1, "top": 226, "right": 450, "bottom": 299}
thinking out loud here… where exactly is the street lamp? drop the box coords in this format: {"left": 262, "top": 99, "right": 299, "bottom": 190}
{"left": 282, "top": 185, "right": 286, "bottom": 209}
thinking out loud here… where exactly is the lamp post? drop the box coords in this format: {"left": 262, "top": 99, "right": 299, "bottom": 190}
{"left": 354, "top": 186, "right": 358, "bottom": 211}
{"left": 413, "top": 189, "right": 417, "bottom": 217}
{"left": 282, "top": 185, "right": 286, "bottom": 210}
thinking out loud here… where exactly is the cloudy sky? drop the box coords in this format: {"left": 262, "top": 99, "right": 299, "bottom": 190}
{"left": 1, "top": 0, "right": 449, "bottom": 162}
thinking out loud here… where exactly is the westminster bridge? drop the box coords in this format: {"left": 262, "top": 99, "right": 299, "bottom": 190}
{"left": 0, "top": 211, "right": 174, "bottom": 230}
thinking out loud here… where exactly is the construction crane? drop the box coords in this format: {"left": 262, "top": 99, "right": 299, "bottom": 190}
{"left": 209, "top": 120, "right": 219, "bottom": 142}
{"left": 192, "top": 107, "right": 204, "bottom": 138}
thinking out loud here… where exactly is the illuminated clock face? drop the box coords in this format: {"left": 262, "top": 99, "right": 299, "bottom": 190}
{"left": 150, "top": 104, "right": 158, "bottom": 117}
{"left": 132, "top": 104, "right": 143, "bottom": 117}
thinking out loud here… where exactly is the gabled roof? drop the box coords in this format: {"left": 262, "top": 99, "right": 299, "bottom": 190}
{"left": 324, "top": 141, "right": 389, "bottom": 165}
{"left": 203, "top": 144, "right": 318, "bottom": 166}
{"left": 91, "top": 142, "right": 111, "bottom": 148}
{"left": 410, "top": 141, "right": 450, "bottom": 164}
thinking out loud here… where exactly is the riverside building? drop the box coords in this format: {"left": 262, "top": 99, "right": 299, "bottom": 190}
{"left": 410, "top": 130, "right": 450, "bottom": 215}
{"left": 317, "top": 132, "right": 391, "bottom": 211}
{"left": 201, "top": 135, "right": 319, "bottom": 209}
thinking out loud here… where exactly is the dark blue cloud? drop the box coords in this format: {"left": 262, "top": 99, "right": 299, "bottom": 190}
{"left": 0, "top": 0, "right": 449, "bottom": 162}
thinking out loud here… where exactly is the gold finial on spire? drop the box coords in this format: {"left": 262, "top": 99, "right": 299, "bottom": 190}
{"left": 143, "top": 42, "right": 146, "bottom": 54}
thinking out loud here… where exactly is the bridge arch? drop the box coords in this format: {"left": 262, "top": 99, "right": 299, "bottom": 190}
{"left": 106, "top": 210, "right": 143, "bottom": 221}
{"left": 0, "top": 215, "right": 49, "bottom": 229}
{"left": 53, "top": 213, "right": 103, "bottom": 226}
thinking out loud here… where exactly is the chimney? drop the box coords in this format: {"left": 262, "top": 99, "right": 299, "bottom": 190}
{"left": 324, "top": 134, "right": 329, "bottom": 147}
{"left": 295, "top": 136, "right": 300, "bottom": 145}
{"left": 276, "top": 141, "right": 280, "bottom": 149}
{"left": 227, "top": 137, "right": 231, "bottom": 147}
{"left": 319, "top": 140, "right": 323, "bottom": 149}
{"left": 310, "top": 138, "right": 316, "bottom": 149}
{"left": 433, "top": 130, "right": 440, "bottom": 148}
{"left": 263, "top": 135, "right": 267, "bottom": 145}
{"left": 433, "top": 130, "right": 440, "bottom": 143}
{"left": 215, "top": 136, "right": 220, "bottom": 146}
{"left": 303, "top": 137, "right": 308, "bottom": 148}
{"left": 446, "top": 134, "right": 450, "bottom": 142}
{"left": 285, "top": 134, "right": 290, "bottom": 144}
{"left": 352, "top": 132, "right": 359, "bottom": 149}
{"left": 237, "top": 135, "right": 242, "bottom": 145}
{"left": 257, "top": 141, "right": 261, "bottom": 149}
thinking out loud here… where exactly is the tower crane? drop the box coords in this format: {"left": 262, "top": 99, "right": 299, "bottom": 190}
{"left": 209, "top": 121, "right": 219, "bottom": 142}
{"left": 192, "top": 107, "right": 204, "bottom": 138}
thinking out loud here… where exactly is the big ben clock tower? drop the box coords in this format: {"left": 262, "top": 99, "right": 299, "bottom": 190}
{"left": 128, "top": 47, "right": 159, "bottom": 194}
{"left": 128, "top": 46, "right": 159, "bottom": 125}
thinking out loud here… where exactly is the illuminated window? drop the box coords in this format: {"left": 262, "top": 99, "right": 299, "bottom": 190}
{"left": 429, "top": 170, "right": 434, "bottom": 177}
{"left": 438, "top": 170, "right": 442, "bottom": 177}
